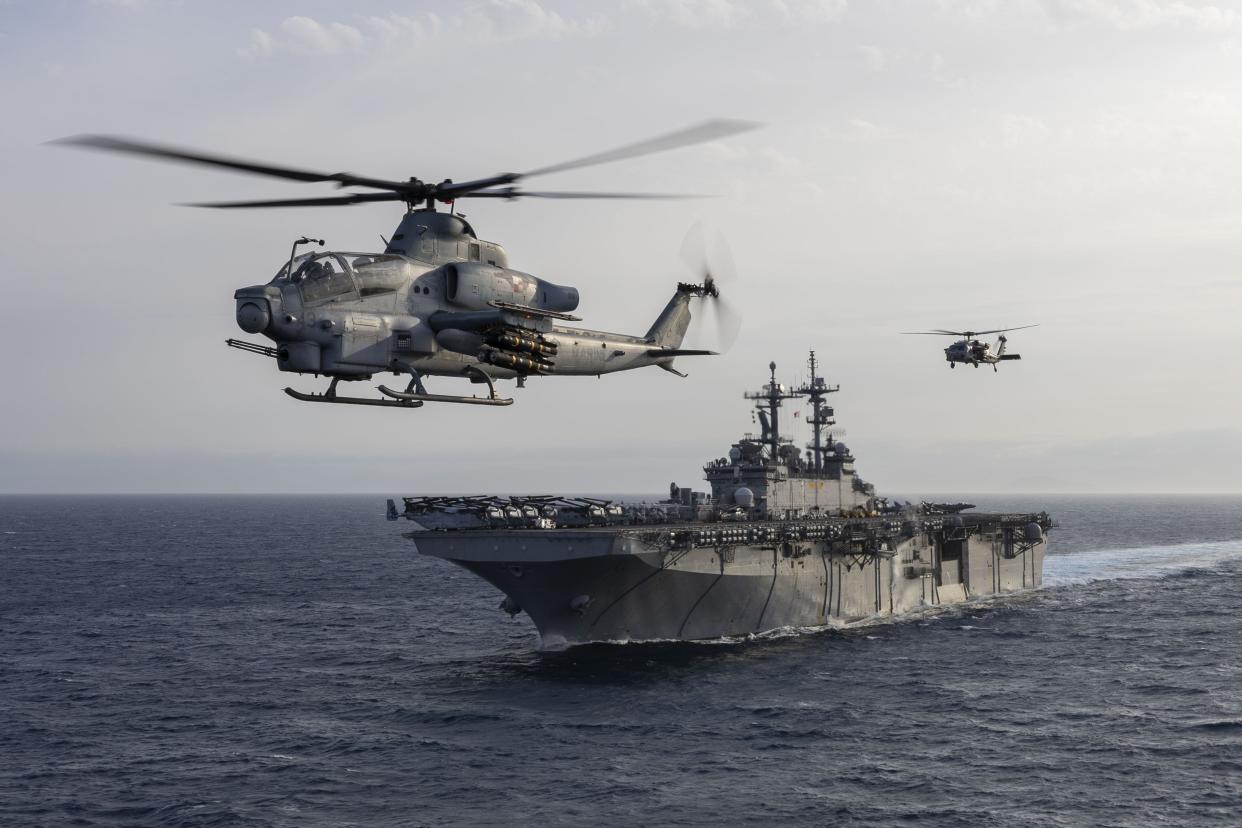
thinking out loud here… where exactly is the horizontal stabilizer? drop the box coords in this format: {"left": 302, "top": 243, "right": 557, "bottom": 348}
{"left": 998, "top": 354, "right": 1022, "bottom": 360}
{"left": 646, "top": 348, "right": 718, "bottom": 358}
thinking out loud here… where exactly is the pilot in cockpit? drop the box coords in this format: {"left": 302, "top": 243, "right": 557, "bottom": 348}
{"left": 301, "top": 259, "right": 327, "bottom": 281}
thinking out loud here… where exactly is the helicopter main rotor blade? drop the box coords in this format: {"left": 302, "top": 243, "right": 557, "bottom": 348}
{"left": 185, "top": 192, "right": 407, "bottom": 209}
{"left": 51, "top": 134, "right": 413, "bottom": 193}
{"left": 429, "top": 119, "right": 760, "bottom": 201}
{"left": 524, "top": 118, "right": 762, "bottom": 178}
{"left": 967, "top": 324, "right": 1039, "bottom": 336}
{"left": 901, "top": 324, "right": 1038, "bottom": 337}
{"left": 457, "top": 189, "right": 703, "bottom": 200}
{"left": 54, "top": 117, "right": 762, "bottom": 206}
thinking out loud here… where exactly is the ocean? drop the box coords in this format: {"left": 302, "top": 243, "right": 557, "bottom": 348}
{"left": 2, "top": 494, "right": 1240, "bottom": 826}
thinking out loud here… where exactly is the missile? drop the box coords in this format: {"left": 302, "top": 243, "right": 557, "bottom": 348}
{"left": 486, "top": 330, "right": 558, "bottom": 357}
{"left": 482, "top": 350, "right": 551, "bottom": 375}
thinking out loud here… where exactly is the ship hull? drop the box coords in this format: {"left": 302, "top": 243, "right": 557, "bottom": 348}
{"left": 413, "top": 526, "right": 1045, "bottom": 647}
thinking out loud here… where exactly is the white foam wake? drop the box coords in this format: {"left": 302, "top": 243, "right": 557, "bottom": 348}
{"left": 1044, "top": 539, "right": 1242, "bottom": 586}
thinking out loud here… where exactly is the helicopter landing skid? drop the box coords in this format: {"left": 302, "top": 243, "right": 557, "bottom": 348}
{"left": 377, "top": 387, "right": 514, "bottom": 407}
{"left": 284, "top": 378, "right": 425, "bottom": 408}
{"left": 376, "top": 364, "right": 514, "bottom": 407}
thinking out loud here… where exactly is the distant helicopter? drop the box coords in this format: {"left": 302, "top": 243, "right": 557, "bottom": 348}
{"left": 902, "top": 325, "right": 1038, "bottom": 371}
{"left": 54, "top": 121, "right": 754, "bottom": 409}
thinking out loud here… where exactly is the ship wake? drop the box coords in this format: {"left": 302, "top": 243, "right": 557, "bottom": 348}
{"left": 1044, "top": 539, "right": 1242, "bottom": 587}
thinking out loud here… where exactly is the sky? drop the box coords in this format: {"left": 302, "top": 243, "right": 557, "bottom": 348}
{"left": 2, "top": 0, "right": 1241, "bottom": 494}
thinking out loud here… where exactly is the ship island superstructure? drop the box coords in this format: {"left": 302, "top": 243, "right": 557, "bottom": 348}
{"left": 392, "top": 352, "right": 1050, "bottom": 647}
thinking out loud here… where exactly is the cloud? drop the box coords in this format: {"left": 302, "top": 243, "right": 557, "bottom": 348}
{"left": 477, "top": 0, "right": 607, "bottom": 40}
{"left": 933, "top": 0, "right": 1242, "bottom": 33}
{"left": 1043, "top": 0, "right": 1242, "bottom": 33}
{"left": 771, "top": 0, "right": 849, "bottom": 24}
{"left": 280, "top": 16, "right": 365, "bottom": 55}
{"left": 236, "top": 28, "right": 273, "bottom": 59}
{"left": 631, "top": 0, "right": 848, "bottom": 28}
{"left": 237, "top": 0, "right": 850, "bottom": 59}
{"left": 240, "top": 2, "right": 607, "bottom": 58}
{"left": 647, "top": 0, "right": 753, "bottom": 29}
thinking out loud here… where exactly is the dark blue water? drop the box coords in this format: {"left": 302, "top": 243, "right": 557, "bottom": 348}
{"left": 3, "top": 495, "right": 1240, "bottom": 827}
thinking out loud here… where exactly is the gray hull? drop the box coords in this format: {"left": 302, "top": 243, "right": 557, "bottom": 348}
{"left": 413, "top": 522, "right": 1045, "bottom": 647}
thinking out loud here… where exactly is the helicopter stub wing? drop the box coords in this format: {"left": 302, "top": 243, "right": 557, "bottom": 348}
{"left": 427, "top": 306, "right": 573, "bottom": 336}
{"left": 487, "top": 300, "right": 581, "bottom": 321}
{"left": 429, "top": 302, "right": 582, "bottom": 333}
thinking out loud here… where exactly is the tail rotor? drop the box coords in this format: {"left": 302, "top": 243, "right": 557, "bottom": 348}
{"left": 680, "top": 222, "right": 742, "bottom": 352}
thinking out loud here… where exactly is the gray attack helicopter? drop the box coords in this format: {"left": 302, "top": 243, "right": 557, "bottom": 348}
{"left": 54, "top": 120, "right": 754, "bottom": 409}
{"left": 903, "top": 325, "right": 1038, "bottom": 371}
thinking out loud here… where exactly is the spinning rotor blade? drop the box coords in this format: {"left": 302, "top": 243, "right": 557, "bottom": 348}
{"left": 706, "top": 233, "right": 741, "bottom": 351}
{"left": 706, "top": 289, "right": 743, "bottom": 353}
{"left": 679, "top": 222, "right": 707, "bottom": 271}
{"left": 53, "top": 118, "right": 763, "bottom": 207}
{"left": 186, "top": 192, "right": 406, "bottom": 209}
{"left": 51, "top": 134, "right": 410, "bottom": 192}
{"left": 457, "top": 189, "right": 702, "bottom": 200}
{"left": 525, "top": 119, "right": 761, "bottom": 178}
{"left": 966, "top": 324, "right": 1039, "bottom": 336}
{"left": 435, "top": 118, "right": 760, "bottom": 201}
{"left": 681, "top": 222, "right": 742, "bottom": 353}
{"left": 902, "top": 324, "right": 1038, "bottom": 338}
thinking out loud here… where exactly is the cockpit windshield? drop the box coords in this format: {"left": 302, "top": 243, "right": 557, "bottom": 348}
{"left": 270, "top": 252, "right": 314, "bottom": 283}
{"left": 347, "top": 254, "right": 408, "bottom": 296}
{"left": 297, "top": 254, "right": 356, "bottom": 304}
{"left": 269, "top": 251, "right": 411, "bottom": 304}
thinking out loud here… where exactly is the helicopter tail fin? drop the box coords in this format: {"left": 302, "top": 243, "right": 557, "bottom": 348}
{"left": 644, "top": 287, "right": 694, "bottom": 348}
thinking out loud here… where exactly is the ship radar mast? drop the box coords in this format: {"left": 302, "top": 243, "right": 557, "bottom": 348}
{"left": 792, "top": 350, "right": 840, "bottom": 473}
{"left": 743, "top": 360, "right": 803, "bottom": 462}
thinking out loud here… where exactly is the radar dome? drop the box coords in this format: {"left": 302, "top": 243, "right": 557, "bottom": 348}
{"left": 728, "top": 446, "right": 742, "bottom": 462}
{"left": 733, "top": 487, "right": 755, "bottom": 508}
{"left": 835, "top": 443, "right": 849, "bottom": 455}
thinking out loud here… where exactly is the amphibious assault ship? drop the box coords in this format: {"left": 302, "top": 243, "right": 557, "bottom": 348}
{"left": 391, "top": 352, "right": 1050, "bottom": 646}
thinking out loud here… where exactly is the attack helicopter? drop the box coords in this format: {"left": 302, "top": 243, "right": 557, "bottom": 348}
{"left": 54, "top": 121, "right": 754, "bottom": 408}
{"left": 902, "top": 325, "right": 1038, "bottom": 371}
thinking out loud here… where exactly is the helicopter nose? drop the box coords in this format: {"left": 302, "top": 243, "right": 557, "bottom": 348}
{"left": 236, "top": 299, "right": 271, "bottom": 334}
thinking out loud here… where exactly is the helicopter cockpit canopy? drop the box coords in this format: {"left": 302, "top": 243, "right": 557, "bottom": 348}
{"left": 271, "top": 252, "right": 412, "bottom": 303}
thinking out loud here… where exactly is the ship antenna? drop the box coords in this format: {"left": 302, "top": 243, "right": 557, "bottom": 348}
{"left": 794, "top": 349, "right": 839, "bottom": 473}
{"left": 744, "top": 360, "right": 803, "bottom": 463}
